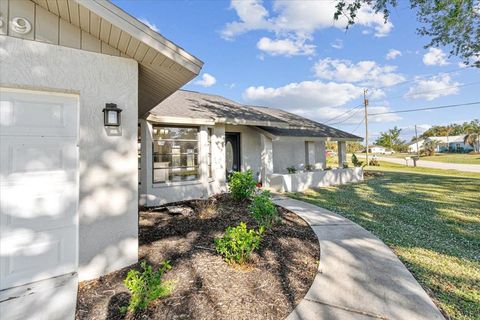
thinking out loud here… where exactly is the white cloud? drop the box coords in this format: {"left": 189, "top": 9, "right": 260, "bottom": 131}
{"left": 405, "top": 74, "right": 461, "bottom": 101}
{"left": 313, "top": 58, "right": 405, "bottom": 87}
{"left": 138, "top": 18, "right": 159, "bottom": 32}
{"left": 194, "top": 73, "right": 217, "bottom": 87}
{"left": 331, "top": 39, "right": 343, "bottom": 49}
{"left": 243, "top": 80, "right": 399, "bottom": 124}
{"left": 423, "top": 48, "right": 449, "bottom": 66}
{"left": 256, "top": 37, "right": 315, "bottom": 56}
{"left": 386, "top": 49, "right": 402, "bottom": 60}
{"left": 222, "top": 0, "right": 393, "bottom": 56}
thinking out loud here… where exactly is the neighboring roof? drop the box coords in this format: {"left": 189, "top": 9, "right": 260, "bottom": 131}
{"left": 30, "top": 0, "right": 203, "bottom": 115}
{"left": 426, "top": 135, "right": 466, "bottom": 143}
{"left": 148, "top": 90, "right": 362, "bottom": 141}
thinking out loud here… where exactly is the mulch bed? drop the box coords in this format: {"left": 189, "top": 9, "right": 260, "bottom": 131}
{"left": 76, "top": 194, "right": 319, "bottom": 320}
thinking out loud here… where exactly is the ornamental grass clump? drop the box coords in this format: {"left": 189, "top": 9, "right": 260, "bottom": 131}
{"left": 228, "top": 169, "right": 257, "bottom": 201}
{"left": 249, "top": 190, "right": 279, "bottom": 228}
{"left": 122, "top": 260, "right": 173, "bottom": 313}
{"left": 214, "top": 222, "right": 263, "bottom": 264}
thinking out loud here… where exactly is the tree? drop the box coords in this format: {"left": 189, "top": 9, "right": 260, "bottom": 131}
{"left": 375, "top": 126, "right": 406, "bottom": 151}
{"left": 464, "top": 132, "right": 479, "bottom": 152}
{"left": 424, "top": 139, "right": 439, "bottom": 156}
{"left": 334, "top": 0, "right": 480, "bottom": 67}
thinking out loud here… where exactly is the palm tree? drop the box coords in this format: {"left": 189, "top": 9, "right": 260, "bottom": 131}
{"left": 424, "top": 139, "right": 439, "bottom": 156}
{"left": 464, "top": 132, "right": 479, "bottom": 153}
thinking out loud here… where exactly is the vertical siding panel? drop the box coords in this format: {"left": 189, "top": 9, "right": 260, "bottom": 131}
{"left": 0, "top": 0, "right": 8, "bottom": 35}
{"left": 34, "top": 4, "right": 59, "bottom": 44}
{"left": 126, "top": 37, "right": 140, "bottom": 57}
{"left": 36, "top": 0, "right": 48, "bottom": 9}
{"left": 68, "top": 1, "right": 79, "bottom": 27}
{"left": 78, "top": 4, "right": 89, "bottom": 32}
{"left": 89, "top": 11, "right": 100, "bottom": 38}
{"left": 45, "top": 0, "right": 58, "bottom": 15}
{"left": 117, "top": 31, "right": 130, "bottom": 53}
{"left": 8, "top": 0, "right": 35, "bottom": 40}
{"left": 81, "top": 30, "right": 100, "bottom": 52}
{"left": 56, "top": 0, "right": 70, "bottom": 22}
{"left": 101, "top": 41, "right": 120, "bottom": 56}
{"left": 59, "top": 18, "right": 80, "bottom": 49}
{"left": 108, "top": 25, "right": 121, "bottom": 47}
{"left": 99, "top": 19, "right": 111, "bottom": 43}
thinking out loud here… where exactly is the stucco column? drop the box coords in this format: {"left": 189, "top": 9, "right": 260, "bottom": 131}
{"left": 212, "top": 124, "right": 226, "bottom": 186}
{"left": 260, "top": 134, "right": 273, "bottom": 187}
{"left": 139, "top": 119, "right": 153, "bottom": 206}
{"left": 337, "top": 141, "right": 347, "bottom": 167}
{"left": 199, "top": 126, "right": 209, "bottom": 194}
{"left": 314, "top": 141, "right": 327, "bottom": 169}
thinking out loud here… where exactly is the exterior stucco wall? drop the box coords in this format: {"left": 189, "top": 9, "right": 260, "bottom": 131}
{"left": 225, "top": 124, "right": 263, "bottom": 180}
{"left": 272, "top": 141, "right": 307, "bottom": 173}
{"left": 0, "top": 36, "right": 139, "bottom": 281}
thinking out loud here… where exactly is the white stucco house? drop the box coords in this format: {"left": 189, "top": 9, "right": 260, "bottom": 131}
{"left": 0, "top": 0, "right": 202, "bottom": 319}
{"left": 139, "top": 90, "right": 363, "bottom": 206}
{"left": 408, "top": 135, "right": 474, "bottom": 153}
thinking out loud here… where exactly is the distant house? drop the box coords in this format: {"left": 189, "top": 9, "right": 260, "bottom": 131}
{"left": 366, "top": 146, "right": 387, "bottom": 154}
{"left": 408, "top": 135, "right": 473, "bottom": 153}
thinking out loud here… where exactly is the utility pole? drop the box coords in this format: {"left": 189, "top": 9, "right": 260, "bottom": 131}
{"left": 364, "top": 89, "right": 369, "bottom": 166}
{"left": 415, "top": 124, "right": 420, "bottom": 157}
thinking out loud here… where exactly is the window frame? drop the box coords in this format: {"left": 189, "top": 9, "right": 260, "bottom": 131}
{"left": 151, "top": 125, "right": 200, "bottom": 184}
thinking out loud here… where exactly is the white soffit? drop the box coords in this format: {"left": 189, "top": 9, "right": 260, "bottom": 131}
{"left": 30, "top": 0, "right": 204, "bottom": 116}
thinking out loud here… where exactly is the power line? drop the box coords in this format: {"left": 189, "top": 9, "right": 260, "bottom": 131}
{"left": 369, "top": 101, "right": 480, "bottom": 116}
{"left": 322, "top": 104, "right": 362, "bottom": 124}
{"left": 368, "top": 80, "right": 480, "bottom": 104}
{"left": 329, "top": 108, "right": 364, "bottom": 125}
{"left": 351, "top": 118, "right": 365, "bottom": 134}
{"left": 371, "top": 65, "right": 476, "bottom": 91}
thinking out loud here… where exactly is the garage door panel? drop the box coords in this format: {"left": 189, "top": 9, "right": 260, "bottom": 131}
{"left": 1, "top": 137, "right": 78, "bottom": 179}
{"left": 0, "top": 226, "right": 77, "bottom": 289}
{"left": 0, "top": 89, "right": 78, "bottom": 137}
{"left": 0, "top": 88, "right": 79, "bottom": 291}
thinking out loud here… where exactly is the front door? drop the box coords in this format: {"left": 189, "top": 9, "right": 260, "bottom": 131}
{"left": 225, "top": 132, "right": 240, "bottom": 177}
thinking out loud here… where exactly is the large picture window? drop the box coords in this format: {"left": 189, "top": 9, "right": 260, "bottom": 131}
{"left": 152, "top": 126, "right": 199, "bottom": 183}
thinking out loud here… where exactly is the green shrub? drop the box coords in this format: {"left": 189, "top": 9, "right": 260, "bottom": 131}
{"left": 228, "top": 169, "right": 257, "bottom": 201}
{"left": 249, "top": 190, "right": 279, "bottom": 228}
{"left": 369, "top": 159, "right": 380, "bottom": 166}
{"left": 123, "top": 260, "right": 173, "bottom": 313}
{"left": 351, "top": 153, "right": 364, "bottom": 167}
{"left": 286, "top": 166, "right": 297, "bottom": 173}
{"left": 214, "top": 222, "right": 263, "bottom": 264}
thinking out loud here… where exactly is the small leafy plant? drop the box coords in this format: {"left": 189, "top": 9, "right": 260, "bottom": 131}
{"left": 304, "top": 164, "right": 315, "bottom": 171}
{"left": 214, "top": 222, "right": 263, "bottom": 264}
{"left": 286, "top": 166, "right": 297, "bottom": 174}
{"left": 228, "top": 169, "right": 257, "bottom": 201}
{"left": 369, "top": 158, "right": 380, "bottom": 166}
{"left": 249, "top": 190, "right": 279, "bottom": 228}
{"left": 123, "top": 260, "right": 173, "bottom": 313}
{"left": 351, "top": 153, "right": 364, "bottom": 167}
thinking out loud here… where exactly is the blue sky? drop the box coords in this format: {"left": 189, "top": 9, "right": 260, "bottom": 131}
{"left": 113, "top": 0, "right": 479, "bottom": 142}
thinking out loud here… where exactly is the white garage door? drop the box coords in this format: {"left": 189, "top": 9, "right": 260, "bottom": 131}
{"left": 0, "top": 88, "right": 79, "bottom": 290}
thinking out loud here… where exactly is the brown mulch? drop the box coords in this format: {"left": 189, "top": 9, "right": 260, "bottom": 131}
{"left": 76, "top": 194, "right": 319, "bottom": 320}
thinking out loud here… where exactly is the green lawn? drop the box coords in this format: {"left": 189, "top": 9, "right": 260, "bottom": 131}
{"left": 289, "top": 163, "right": 480, "bottom": 320}
{"left": 383, "top": 153, "right": 480, "bottom": 165}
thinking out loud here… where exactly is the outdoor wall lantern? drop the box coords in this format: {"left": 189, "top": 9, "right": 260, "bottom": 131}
{"left": 103, "top": 103, "right": 122, "bottom": 127}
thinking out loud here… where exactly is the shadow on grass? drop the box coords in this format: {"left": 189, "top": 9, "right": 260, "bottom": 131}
{"left": 290, "top": 170, "right": 480, "bottom": 319}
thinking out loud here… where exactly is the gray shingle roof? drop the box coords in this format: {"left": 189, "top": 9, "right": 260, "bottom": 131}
{"left": 148, "top": 90, "right": 362, "bottom": 141}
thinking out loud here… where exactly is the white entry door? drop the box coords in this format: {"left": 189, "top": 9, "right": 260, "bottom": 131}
{"left": 0, "top": 88, "right": 79, "bottom": 290}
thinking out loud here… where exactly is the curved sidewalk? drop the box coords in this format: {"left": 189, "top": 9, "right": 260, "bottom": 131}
{"left": 273, "top": 197, "right": 445, "bottom": 320}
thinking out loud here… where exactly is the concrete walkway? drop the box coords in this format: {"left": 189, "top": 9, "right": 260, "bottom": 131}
{"left": 371, "top": 156, "right": 480, "bottom": 173}
{"left": 273, "top": 197, "right": 445, "bottom": 320}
